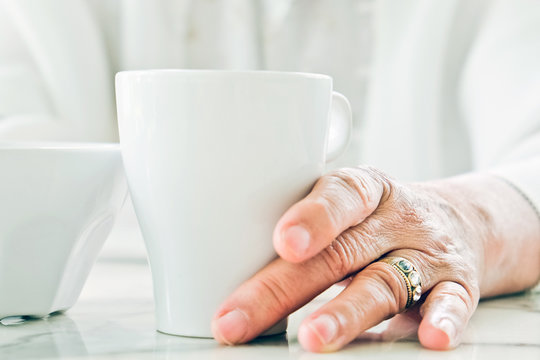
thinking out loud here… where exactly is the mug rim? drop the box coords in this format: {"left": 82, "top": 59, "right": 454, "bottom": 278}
{"left": 0, "top": 142, "right": 120, "bottom": 151}
{"left": 115, "top": 69, "right": 331, "bottom": 81}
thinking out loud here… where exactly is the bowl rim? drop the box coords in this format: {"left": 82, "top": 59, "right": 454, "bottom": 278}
{"left": 0, "top": 142, "right": 120, "bottom": 150}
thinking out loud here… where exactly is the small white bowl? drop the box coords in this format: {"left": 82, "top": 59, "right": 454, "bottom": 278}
{"left": 0, "top": 143, "right": 127, "bottom": 319}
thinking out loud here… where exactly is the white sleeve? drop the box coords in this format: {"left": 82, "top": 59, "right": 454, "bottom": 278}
{"left": 460, "top": 0, "right": 540, "bottom": 213}
{"left": 0, "top": 0, "right": 116, "bottom": 142}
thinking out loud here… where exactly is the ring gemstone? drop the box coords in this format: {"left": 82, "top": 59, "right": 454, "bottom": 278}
{"left": 413, "top": 286, "right": 422, "bottom": 302}
{"left": 409, "top": 271, "right": 421, "bottom": 287}
{"left": 397, "top": 259, "right": 412, "bottom": 273}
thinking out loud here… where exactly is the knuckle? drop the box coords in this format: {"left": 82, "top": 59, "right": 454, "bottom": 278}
{"left": 250, "top": 275, "right": 295, "bottom": 316}
{"left": 338, "top": 226, "right": 384, "bottom": 265}
{"left": 450, "top": 277, "right": 480, "bottom": 308}
{"left": 451, "top": 284, "right": 478, "bottom": 313}
{"left": 329, "top": 169, "right": 373, "bottom": 204}
{"left": 426, "top": 237, "right": 477, "bottom": 280}
{"left": 333, "top": 296, "right": 366, "bottom": 331}
{"left": 424, "top": 230, "right": 456, "bottom": 256}
{"left": 315, "top": 225, "right": 385, "bottom": 283}
{"left": 356, "top": 182, "right": 428, "bottom": 240}
{"left": 318, "top": 237, "right": 358, "bottom": 281}
{"left": 320, "top": 167, "right": 393, "bottom": 220}
{"left": 420, "top": 232, "right": 480, "bottom": 290}
{"left": 356, "top": 166, "right": 396, "bottom": 202}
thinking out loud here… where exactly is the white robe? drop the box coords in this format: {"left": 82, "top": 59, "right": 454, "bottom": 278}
{"left": 1, "top": 0, "right": 539, "bottom": 212}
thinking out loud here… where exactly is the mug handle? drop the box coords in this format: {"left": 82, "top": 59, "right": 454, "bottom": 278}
{"left": 326, "top": 91, "right": 352, "bottom": 163}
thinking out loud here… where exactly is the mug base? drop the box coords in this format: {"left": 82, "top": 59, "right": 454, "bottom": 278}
{"left": 156, "top": 317, "right": 288, "bottom": 339}
{"left": 156, "top": 329, "right": 287, "bottom": 341}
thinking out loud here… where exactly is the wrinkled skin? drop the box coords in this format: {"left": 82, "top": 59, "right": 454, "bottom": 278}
{"left": 211, "top": 167, "right": 540, "bottom": 352}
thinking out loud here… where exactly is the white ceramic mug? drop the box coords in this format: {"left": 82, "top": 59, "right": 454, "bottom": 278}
{"left": 115, "top": 70, "right": 352, "bottom": 338}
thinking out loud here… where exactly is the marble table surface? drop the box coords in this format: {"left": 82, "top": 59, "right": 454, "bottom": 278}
{"left": 1, "top": 204, "right": 540, "bottom": 360}
{"left": 1, "top": 256, "right": 539, "bottom": 360}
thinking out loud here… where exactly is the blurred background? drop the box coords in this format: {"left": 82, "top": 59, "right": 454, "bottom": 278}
{"left": 0, "top": 0, "right": 376, "bottom": 259}
{"left": 2, "top": 0, "right": 539, "bottom": 259}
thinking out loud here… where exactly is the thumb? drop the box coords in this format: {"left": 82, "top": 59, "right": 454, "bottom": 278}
{"left": 273, "top": 167, "right": 391, "bottom": 263}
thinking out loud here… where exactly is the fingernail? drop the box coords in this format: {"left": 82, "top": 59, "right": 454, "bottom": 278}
{"left": 306, "top": 314, "right": 338, "bottom": 345}
{"left": 436, "top": 318, "right": 457, "bottom": 347}
{"left": 214, "top": 309, "right": 248, "bottom": 345}
{"left": 282, "top": 225, "right": 311, "bottom": 257}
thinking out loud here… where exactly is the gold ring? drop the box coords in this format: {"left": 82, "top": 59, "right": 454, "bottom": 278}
{"left": 379, "top": 256, "right": 422, "bottom": 308}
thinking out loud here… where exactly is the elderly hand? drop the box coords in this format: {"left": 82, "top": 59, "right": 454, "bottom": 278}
{"left": 211, "top": 167, "right": 540, "bottom": 352}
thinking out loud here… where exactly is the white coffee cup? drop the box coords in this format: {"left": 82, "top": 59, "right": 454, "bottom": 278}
{"left": 115, "top": 70, "right": 352, "bottom": 338}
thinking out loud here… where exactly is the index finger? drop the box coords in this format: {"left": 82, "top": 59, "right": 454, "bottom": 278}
{"left": 211, "top": 238, "right": 389, "bottom": 345}
{"left": 211, "top": 210, "right": 401, "bottom": 345}
{"left": 273, "top": 167, "right": 390, "bottom": 263}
